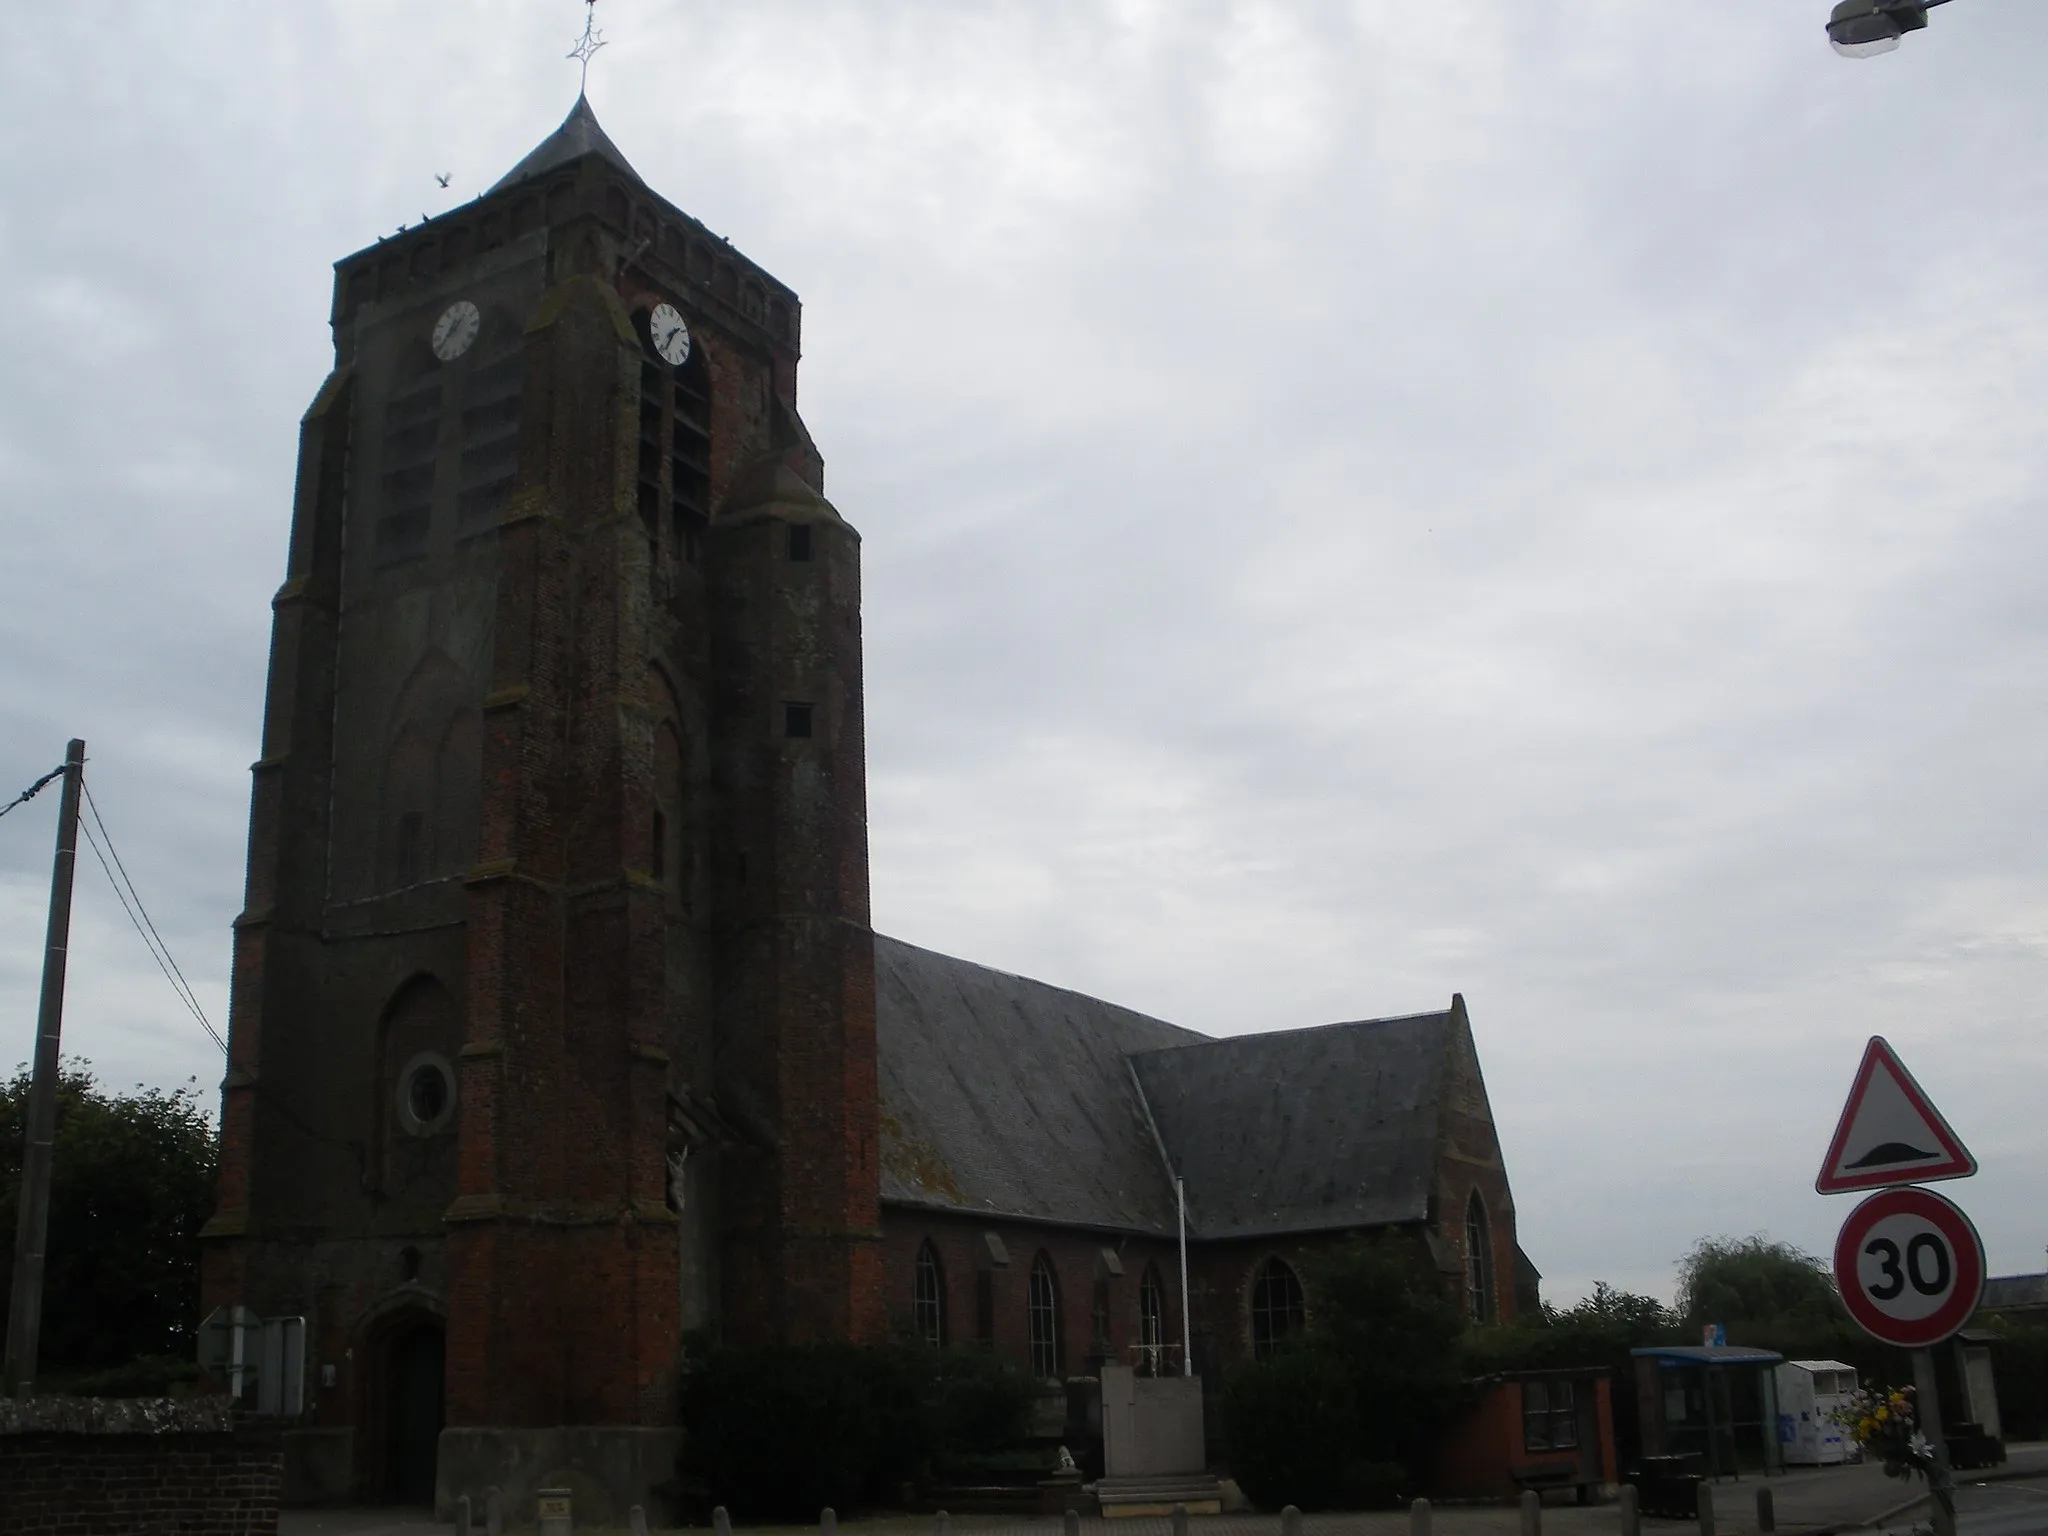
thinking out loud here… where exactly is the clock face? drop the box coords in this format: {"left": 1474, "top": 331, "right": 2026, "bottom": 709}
{"left": 431, "top": 300, "right": 481, "bottom": 362}
{"left": 649, "top": 303, "right": 691, "bottom": 367}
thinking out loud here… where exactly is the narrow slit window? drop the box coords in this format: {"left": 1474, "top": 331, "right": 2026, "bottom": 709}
{"left": 787, "top": 522, "right": 813, "bottom": 562}
{"left": 1139, "top": 1267, "right": 1166, "bottom": 1375}
{"left": 396, "top": 811, "right": 425, "bottom": 887}
{"left": 913, "top": 1242, "right": 945, "bottom": 1348}
{"left": 784, "top": 703, "right": 813, "bottom": 739}
{"left": 651, "top": 809, "right": 667, "bottom": 884}
{"left": 1466, "top": 1192, "right": 1495, "bottom": 1322}
{"left": 1250, "top": 1259, "right": 1305, "bottom": 1360}
{"left": 1028, "top": 1253, "right": 1061, "bottom": 1379}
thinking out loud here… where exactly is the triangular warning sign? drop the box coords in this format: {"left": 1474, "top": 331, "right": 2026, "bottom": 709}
{"left": 1816, "top": 1036, "right": 1976, "bottom": 1194}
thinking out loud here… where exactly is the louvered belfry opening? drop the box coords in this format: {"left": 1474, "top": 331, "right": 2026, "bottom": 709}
{"left": 636, "top": 335, "right": 710, "bottom": 572}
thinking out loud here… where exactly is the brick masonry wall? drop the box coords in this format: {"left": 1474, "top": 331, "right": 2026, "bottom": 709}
{"left": 0, "top": 1401, "right": 280, "bottom": 1536}
{"left": 884, "top": 1210, "right": 1523, "bottom": 1382}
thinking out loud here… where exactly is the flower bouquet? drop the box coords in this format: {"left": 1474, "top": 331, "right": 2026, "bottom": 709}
{"left": 1832, "top": 1385, "right": 1935, "bottom": 1482}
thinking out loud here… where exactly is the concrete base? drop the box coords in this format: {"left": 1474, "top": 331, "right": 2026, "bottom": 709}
{"left": 436, "top": 1425, "right": 685, "bottom": 1527}
{"left": 1097, "top": 1474, "right": 1226, "bottom": 1518}
{"left": 281, "top": 1427, "right": 354, "bottom": 1505}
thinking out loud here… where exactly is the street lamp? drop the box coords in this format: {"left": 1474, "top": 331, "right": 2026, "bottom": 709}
{"left": 1826, "top": 0, "right": 1957, "bottom": 57}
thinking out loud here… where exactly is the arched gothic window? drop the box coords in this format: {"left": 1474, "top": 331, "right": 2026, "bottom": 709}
{"left": 1027, "top": 1253, "right": 1062, "bottom": 1380}
{"left": 1139, "top": 1265, "right": 1167, "bottom": 1376}
{"left": 1250, "top": 1258, "right": 1306, "bottom": 1360}
{"left": 1466, "top": 1192, "right": 1495, "bottom": 1322}
{"left": 913, "top": 1241, "right": 945, "bottom": 1348}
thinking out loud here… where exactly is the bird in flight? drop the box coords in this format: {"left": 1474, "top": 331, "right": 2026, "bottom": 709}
{"left": 435, "top": 172, "right": 451, "bottom": 188}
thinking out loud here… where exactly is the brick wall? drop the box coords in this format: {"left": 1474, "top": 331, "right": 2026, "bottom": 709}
{"left": 0, "top": 1400, "right": 280, "bottom": 1536}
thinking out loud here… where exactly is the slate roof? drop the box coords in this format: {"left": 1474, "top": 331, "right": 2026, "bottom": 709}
{"left": 874, "top": 936, "right": 1463, "bottom": 1245}
{"left": 491, "top": 94, "right": 647, "bottom": 194}
{"left": 875, "top": 936, "right": 1200, "bottom": 1234}
{"left": 1982, "top": 1273, "right": 2048, "bottom": 1311}
{"left": 1129, "top": 1012, "right": 1453, "bottom": 1241}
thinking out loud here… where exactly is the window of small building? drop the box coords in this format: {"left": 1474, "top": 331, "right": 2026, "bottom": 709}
{"left": 1139, "top": 1266, "right": 1166, "bottom": 1376}
{"left": 1522, "top": 1379, "right": 1579, "bottom": 1452}
{"left": 913, "top": 1242, "right": 945, "bottom": 1348}
{"left": 1249, "top": 1258, "right": 1305, "bottom": 1360}
{"left": 1027, "top": 1253, "right": 1062, "bottom": 1380}
{"left": 1466, "top": 1192, "right": 1495, "bottom": 1322}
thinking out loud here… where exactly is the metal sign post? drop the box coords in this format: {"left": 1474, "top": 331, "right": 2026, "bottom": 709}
{"left": 1820, "top": 1039, "right": 1982, "bottom": 1536}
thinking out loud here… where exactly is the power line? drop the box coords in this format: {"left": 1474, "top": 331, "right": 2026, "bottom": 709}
{"left": 75, "top": 777, "right": 227, "bottom": 1059}
{"left": 0, "top": 764, "right": 63, "bottom": 820}
{"left": 76, "top": 815, "right": 226, "bottom": 1059}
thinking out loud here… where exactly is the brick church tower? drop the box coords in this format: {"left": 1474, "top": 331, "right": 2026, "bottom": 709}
{"left": 201, "top": 96, "right": 883, "bottom": 1512}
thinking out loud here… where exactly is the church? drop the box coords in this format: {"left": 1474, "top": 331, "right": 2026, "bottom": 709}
{"left": 200, "top": 94, "right": 1529, "bottom": 1520}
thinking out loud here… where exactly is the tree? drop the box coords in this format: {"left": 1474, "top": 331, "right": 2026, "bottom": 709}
{"left": 1304, "top": 1233, "right": 1472, "bottom": 1479}
{"left": 1677, "top": 1236, "right": 1841, "bottom": 1331}
{"left": 0, "top": 1061, "right": 218, "bottom": 1380}
{"left": 1223, "top": 1344, "right": 1371, "bottom": 1510}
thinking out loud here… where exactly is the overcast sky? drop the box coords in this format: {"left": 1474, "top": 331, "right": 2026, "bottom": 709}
{"left": 4, "top": 2, "right": 2047, "bottom": 1309}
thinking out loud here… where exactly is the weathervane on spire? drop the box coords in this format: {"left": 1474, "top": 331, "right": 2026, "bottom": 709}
{"left": 568, "top": 0, "right": 606, "bottom": 94}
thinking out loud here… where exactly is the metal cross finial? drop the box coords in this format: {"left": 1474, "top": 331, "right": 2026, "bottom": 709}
{"left": 568, "top": 0, "right": 606, "bottom": 93}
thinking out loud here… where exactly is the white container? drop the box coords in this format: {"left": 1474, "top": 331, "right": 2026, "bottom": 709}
{"left": 1775, "top": 1360, "right": 1859, "bottom": 1466}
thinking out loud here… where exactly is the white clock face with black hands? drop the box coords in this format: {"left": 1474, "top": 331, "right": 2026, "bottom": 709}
{"left": 431, "top": 300, "right": 481, "bottom": 362}
{"left": 649, "top": 303, "right": 691, "bottom": 367}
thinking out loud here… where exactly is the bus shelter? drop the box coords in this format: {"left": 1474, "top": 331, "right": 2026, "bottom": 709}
{"left": 1631, "top": 1345, "right": 1785, "bottom": 1480}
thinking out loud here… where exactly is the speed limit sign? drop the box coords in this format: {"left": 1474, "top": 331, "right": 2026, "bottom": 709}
{"left": 1833, "top": 1186, "right": 1986, "bottom": 1348}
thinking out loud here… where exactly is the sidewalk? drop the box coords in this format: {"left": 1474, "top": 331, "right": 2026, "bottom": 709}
{"left": 280, "top": 1444, "right": 2048, "bottom": 1536}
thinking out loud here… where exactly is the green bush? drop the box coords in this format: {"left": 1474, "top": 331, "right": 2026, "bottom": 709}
{"left": 919, "top": 1344, "right": 1039, "bottom": 1467}
{"left": 1224, "top": 1345, "right": 1376, "bottom": 1510}
{"left": 37, "top": 1354, "right": 200, "bottom": 1399}
{"left": 680, "top": 1342, "right": 920, "bottom": 1517}
{"left": 1305, "top": 1236, "right": 1470, "bottom": 1483}
{"left": 678, "top": 1342, "right": 1035, "bottom": 1517}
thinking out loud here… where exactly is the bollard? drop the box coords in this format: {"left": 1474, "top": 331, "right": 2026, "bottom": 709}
{"left": 1695, "top": 1480, "right": 1714, "bottom": 1536}
{"left": 456, "top": 1494, "right": 472, "bottom": 1536}
{"left": 1173, "top": 1502, "right": 1190, "bottom": 1536}
{"left": 715, "top": 1507, "right": 732, "bottom": 1536}
{"left": 1410, "top": 1496, "right": 1432, "bottom": 1536}
{"left": 1755, "top": 1488, "right": 1774, "bottom": 1535}
{"left": 1521, "top": 1488, "right": 1542, "bottom": 1536}
{"left": 630, "top": 1505, "right": 649, "bottom": 1536}
{"left": 823, "top": 1507, "right": 839, "bottom": 1536}
{"left": 1282, "top": 1506, "right": 1302, "bottom": 1536}
{"left": 1066, "top": 1509, "right": 1082, "bottom": 1536}
{"left": 1618, "top": 1484, "right": 1639, "bottom": 1536}
{"left": 485, "top": 1487, "right": 504, "bottom": 1536}
{"left": 936, "top": 1511, "right": 951, "bottom": 1536}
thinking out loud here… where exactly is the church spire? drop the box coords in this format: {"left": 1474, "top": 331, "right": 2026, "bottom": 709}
{"left": 488, "top": 92, "right": 647, "bottom": 194}
{"left": 489, "top": 3, "right": 640, "bottom": 195}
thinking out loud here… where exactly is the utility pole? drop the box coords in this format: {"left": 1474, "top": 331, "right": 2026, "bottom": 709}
{"left": 4, "top": 737, "right": 85, "bottom": 1399}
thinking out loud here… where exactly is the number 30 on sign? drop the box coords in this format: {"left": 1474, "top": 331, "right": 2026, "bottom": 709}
{"left": 1832, "top": 1185, "right": 1986, "bottom": 1348}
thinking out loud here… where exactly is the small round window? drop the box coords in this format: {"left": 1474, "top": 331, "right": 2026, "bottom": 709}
{"left": 396, "top": 1052, "right": 456, "bottom": 1136}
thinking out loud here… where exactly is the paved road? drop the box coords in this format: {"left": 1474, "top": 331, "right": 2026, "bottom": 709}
{"left": 279, "top": 1443, "right": 2048, "bottom": 1536}
{"left": 1872, "top": 1469, "right": 2048, "bottom": 1536}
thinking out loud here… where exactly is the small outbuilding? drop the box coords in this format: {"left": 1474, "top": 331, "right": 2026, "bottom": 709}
{"left": 1432, "top": 1368, "right": 1617, "bottom": 1504}
{"left": 1632, "top": 1345, "right": 1785, "bottom": 1479}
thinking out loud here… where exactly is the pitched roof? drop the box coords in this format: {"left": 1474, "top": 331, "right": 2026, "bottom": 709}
{"left": 874, "top": 935, "right": 1200, "bottom": 1234}
{"left": 875, "top": 936, "right": 1477, "bottom": 1247}
{"left": 490, "top": 94, "right": 646, "bottom": 194}
{"left": 1128, "top": 1011, "right": 1456, "bottom": 1241}
{"left": 1982, "top": 1273, "right": 2048, "bottom": 1311}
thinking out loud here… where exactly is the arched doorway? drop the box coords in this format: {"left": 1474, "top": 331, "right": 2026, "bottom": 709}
{"left": 369, "top": 1312, "right": 445, "bottom": 1504}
